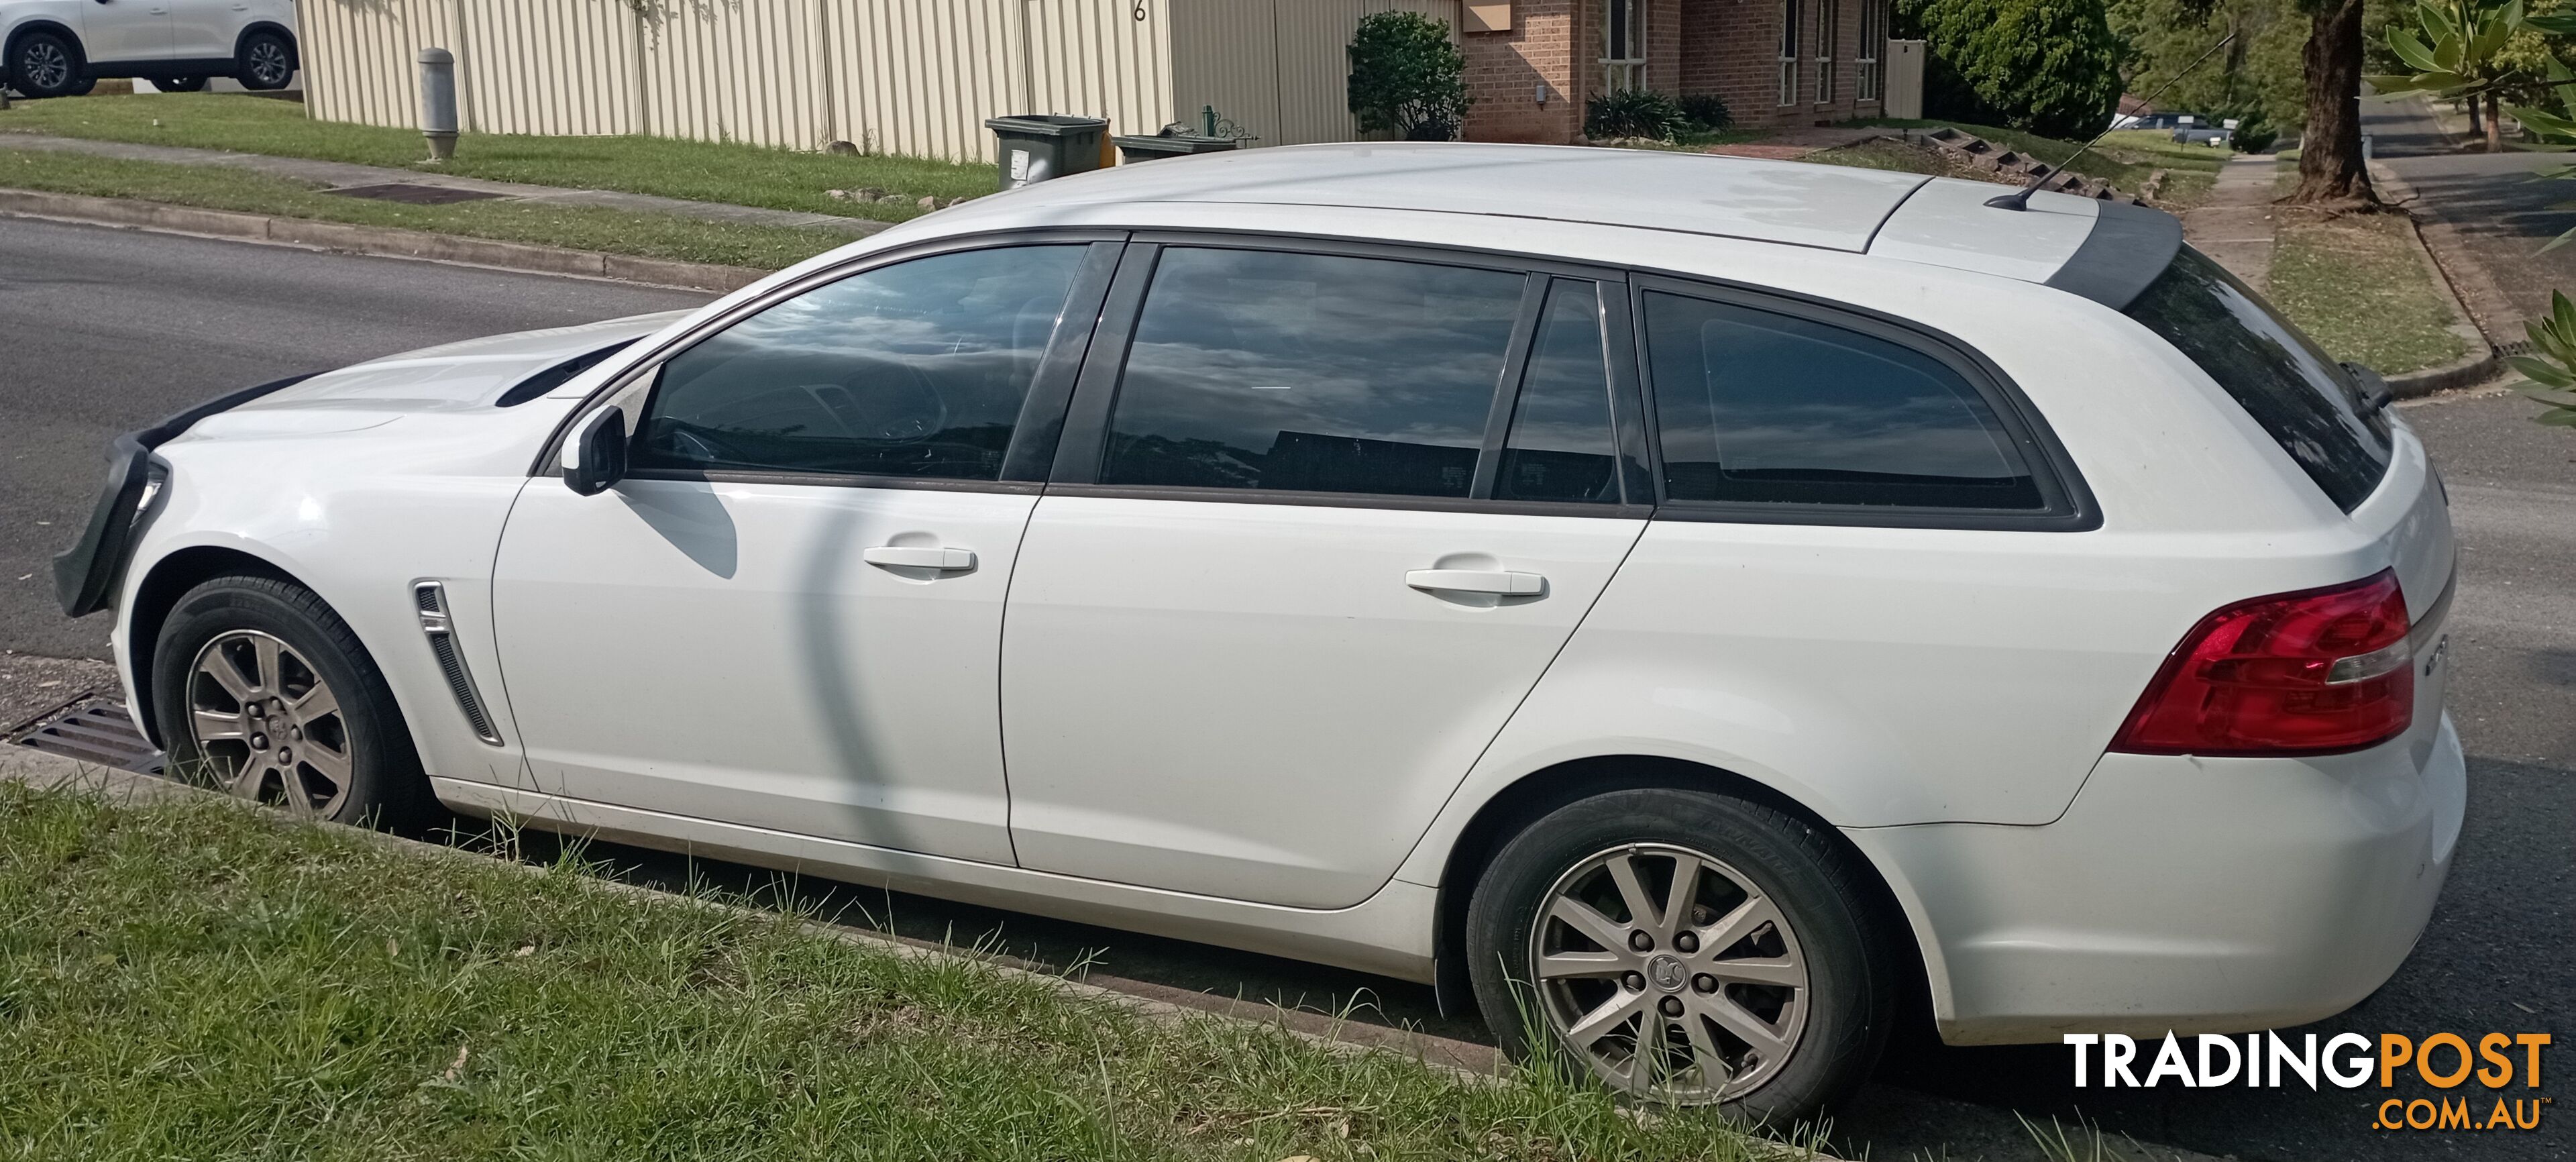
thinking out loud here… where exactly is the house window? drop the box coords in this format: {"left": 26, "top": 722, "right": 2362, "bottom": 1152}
{"left": 1814, "top": 0, "right": 1837, "bottom": 104}
{"left": 1778, "top": 0, "right": 1799, "bottom": 105}
{"left": 1857, "top": 0, "right": 1884, "bottom": 101}
{"left": 1603, "top": 0, "right": 1646, "bottom": 93}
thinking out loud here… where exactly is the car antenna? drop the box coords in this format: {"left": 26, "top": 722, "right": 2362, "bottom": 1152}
{"left": 1986, "top": 32, "right": 2237, "bottom": 211}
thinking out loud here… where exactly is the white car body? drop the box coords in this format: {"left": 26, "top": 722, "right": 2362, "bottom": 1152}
{"left": 87, "top": 145, "right": 2462, "bottom": 1052}
{"left": 2, "top": 0, "right": 294, "bottom": 87}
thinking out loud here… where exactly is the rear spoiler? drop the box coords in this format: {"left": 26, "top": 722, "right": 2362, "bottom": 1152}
{"left": 52, "top": 374, "right": 316, "bottom": 618}
{"left": 2042, "top": 200, "right": 2184, "bottom": 312}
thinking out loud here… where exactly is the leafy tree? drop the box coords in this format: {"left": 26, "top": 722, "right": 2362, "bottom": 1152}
{"left": 2373, "top": 0, "right": 2576, "bottom": 149}
{"left": 1347, "top": 11, "right": 1470, "bottom": 141}
{"left": 2504, "top": 290, "right": 2576, "bottom": 425}
{"left": 2109, "top": 0, "right": 2306, "bottom": 134}
{"left": 1898, "top": 0, "right": 2127, "bottom": 137}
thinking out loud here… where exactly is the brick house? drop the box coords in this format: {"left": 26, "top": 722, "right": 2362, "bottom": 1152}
{"left": 1459, "top": 0, "right": 1894, "bottom": 143}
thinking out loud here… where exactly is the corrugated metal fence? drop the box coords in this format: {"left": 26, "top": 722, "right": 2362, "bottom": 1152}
{"left": 300, "top": 0, "right": 1459, "bottom": 163}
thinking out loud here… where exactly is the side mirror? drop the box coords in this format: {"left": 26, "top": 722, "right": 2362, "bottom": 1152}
{"left": 561, "top": 407, "right": 628, "bottom": 495}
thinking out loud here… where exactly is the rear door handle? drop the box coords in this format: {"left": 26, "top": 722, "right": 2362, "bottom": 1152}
{"left": 1405, "top": 568, "right": 1544, "bottom": 596}
{"left": 863, "top": 545, "right": 976, "bottom": 571}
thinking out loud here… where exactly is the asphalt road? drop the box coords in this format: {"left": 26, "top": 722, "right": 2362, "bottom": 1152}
{"left": 1, "top": 215, "right": 2569, "bottom": 1161}
{"left": 0, "top": 216, "right": 710, "bottom": 661}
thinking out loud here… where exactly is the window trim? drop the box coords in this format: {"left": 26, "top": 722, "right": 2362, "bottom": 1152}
{"left": 1813, "top": 0, "right": 1836, "bottom": 105}
{"left": 1044, "top": 231, "right": 1654, "bottom": 519}
{"left": 528, "top": 228, "right": 1130, "bottom": 486}
{"left": 1778, "top": 0, "right": 1801, "bottom": 105}
{"left": 1629, "top": 273, "right": 2100, "bottom": 531}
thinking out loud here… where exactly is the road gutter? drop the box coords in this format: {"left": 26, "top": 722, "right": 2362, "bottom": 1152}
{"left": 0, "top": 187, "right": 768, "bottom": 293}
{"left": 2368, "top": 160, "right": 2510, "bottom": 397}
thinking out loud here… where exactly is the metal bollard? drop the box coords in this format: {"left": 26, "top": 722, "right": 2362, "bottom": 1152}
{"left": 418, "top": 48, "right": 459, "bottom": 162}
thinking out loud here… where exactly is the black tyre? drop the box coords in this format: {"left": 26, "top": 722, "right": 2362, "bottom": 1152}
{"left": 235, "top": 30, "right": 295, "bottom": 91}
{"left": 152, "top": 575, "right": 431, "bottom": 830}
{"left": 148, "top": 75, "right": 209, "bottom": 93}
{"left": 1464, "top": 788, "right": 1896, "bottom": 1126}
{"left": 7, "top": 30, "right": 83, "bottom": 99}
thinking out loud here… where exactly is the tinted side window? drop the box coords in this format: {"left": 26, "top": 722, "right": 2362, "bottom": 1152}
{"left": 1643, "top": 292, "right": 2042, "bottom": 510}
{"left": 2121, "top": 247, "right": 2392, "bottom": 512}
{"left": 1495, "top": 279, "right": 1621, "bottom": 504}
{"left": 1099, "top": 248, "right": 1525, "bottom": 498}
{"left": 634, "top": 246, "right": 1085, "bottom": 480}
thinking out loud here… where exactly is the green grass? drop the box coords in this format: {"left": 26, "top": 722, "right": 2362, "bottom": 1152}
{"left": 0, "top": 93, "right": 997, "bottom": 223}
{"left": 1856, "top": 119, "right": 2228, "bottom": 207}
{"left": 1804, "top": 138, "right": 1952, "bottom": 176}
{"left": 0, "top": 146, "right": 851, "bottom": 270}
{"left": 0, "top": 780, "right": 1799, "bottom": 1162}
{"left": 2267, "top": 210, "right": 2471, "bottom": 374}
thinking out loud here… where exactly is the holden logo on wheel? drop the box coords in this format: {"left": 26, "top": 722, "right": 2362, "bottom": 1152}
{"left": 1648, "top": 953, "right": 1690, "bottom": 992}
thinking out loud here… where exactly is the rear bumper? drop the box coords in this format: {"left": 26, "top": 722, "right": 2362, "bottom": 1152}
{"left": 1860, "top": 712, "right": 2465, "bottom": 1045}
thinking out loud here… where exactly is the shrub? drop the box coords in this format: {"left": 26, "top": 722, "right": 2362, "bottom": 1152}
{"left": 1585, "top": 89, "right": 1689, "bottom": 141}
{"left": 1348, "top": 11, "right": 1470, "bottom": 141}
{"left": 1896, "top": 0, "right": 2123, "bottom": 139}
{"left": 1678, "top": 93, "right": 1734, "bottom": 132}
{"left": 2228, "top": 110, "right": 2279, "bottom": 153}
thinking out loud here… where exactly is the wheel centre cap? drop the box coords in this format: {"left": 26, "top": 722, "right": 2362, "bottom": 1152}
{"left": 1646, "top": 953, "right": 1688, "bottom": 993}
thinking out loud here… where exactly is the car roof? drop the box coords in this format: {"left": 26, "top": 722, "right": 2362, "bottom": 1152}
{"left": 924, "top": 142, "right": 2182, "bottom": 309}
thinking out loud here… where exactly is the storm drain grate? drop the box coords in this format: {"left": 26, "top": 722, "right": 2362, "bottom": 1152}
{"left": 327, "top": 182, "right": 513, "bottom": 205}
{"left": 11, "top": 700, "right": 163, "bottom": 774}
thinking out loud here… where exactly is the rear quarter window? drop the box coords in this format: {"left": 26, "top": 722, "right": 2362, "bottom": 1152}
{"left": 2120, "top": 247, "right": 2393, "bottom": 512}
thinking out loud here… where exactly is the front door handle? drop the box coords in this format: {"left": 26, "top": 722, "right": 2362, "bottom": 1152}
{"left": 1406, "top": 568, "right": 1544, "bottom": 596}
{"left": 863, "top": 545, "right": 976, "bottom": 571}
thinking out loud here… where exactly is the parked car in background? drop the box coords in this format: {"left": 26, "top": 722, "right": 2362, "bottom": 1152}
{"left": 54, "top": 144, "right": 2463, "bottom": 1124}
{"left": 2116, "top": 111, "right": 2205, "bottom": 131}
{"left": 1, "top": 0, "right": 295, "bottom": 99}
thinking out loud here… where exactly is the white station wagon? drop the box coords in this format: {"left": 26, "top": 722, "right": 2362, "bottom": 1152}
{"left": 56, "top": 144, "right": 2463, "bottom": 1120}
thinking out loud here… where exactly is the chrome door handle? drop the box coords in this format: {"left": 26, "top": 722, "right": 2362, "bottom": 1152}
{"left": 1406, "top": 568, "right": 1544, "bottom": 596}
{"left": 863, "top": 545, "right": 976, "bottom": 571}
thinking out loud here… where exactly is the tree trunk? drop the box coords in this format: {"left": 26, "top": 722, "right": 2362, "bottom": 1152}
{"left": 2467, "top": 95, "right": 2483, "bottom": 139}
{"left": 2290, "top": 0, "right": 2376, "bottom": 205}
{"left": 2485, "top": 93, "right": 2503, "bottom": 152}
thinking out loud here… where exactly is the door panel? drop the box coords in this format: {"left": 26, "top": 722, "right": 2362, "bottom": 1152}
{"left": 1002, "top": 497, "right": 1646, "bottom": 908}
{"left": 1000, "top": 248, "right": 1648, "bottom": 910}
{"left": 495, "top": 480, "right": 1032, "bottom": 863}
{"left": 83, "top": 0, "right": 173, "bottom": 63}
{"left": 163, "top": 0, "right": 239, "bottom": 62}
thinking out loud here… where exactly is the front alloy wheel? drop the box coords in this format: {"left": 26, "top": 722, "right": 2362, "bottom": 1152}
{"left": 186, "top": 629, "right": 355, "bottom": 815}
{"left": 238, "top": 33, "right": 294, "bottom": 89}
{"left": 1532, "top": 843, "right": 1810, "bottom": 1102}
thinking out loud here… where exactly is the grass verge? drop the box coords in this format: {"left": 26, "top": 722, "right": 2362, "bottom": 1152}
{"left": 0, "top": 146, "right": 851, "bottom": 271}
{"left": 0, "top": 780, "right": 1797, "bottom": 1162}
{"left": 2266, "top": 209, "right": 2471, "bottom": 374}
{"left": 0, "top": 93, "right": 996, "bottom": 224}
{"left": 1855, "top": 120, "right": 2227, "bottom": 208}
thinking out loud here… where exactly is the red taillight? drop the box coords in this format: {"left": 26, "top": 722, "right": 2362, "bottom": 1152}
{"left": 2111, "top": 570, "right": 2415, "bottom": 756}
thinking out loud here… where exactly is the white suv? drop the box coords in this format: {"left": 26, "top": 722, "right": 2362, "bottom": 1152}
{"left": 55, "top": 145, "right": 2463, "bottom": 1121}
{"left": 3, "top": 0, "right": 296, "bottom": 98}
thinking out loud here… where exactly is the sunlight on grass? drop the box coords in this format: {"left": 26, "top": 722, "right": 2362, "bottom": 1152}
{"left": 0, "top": 780, "right": 1808, "bottom": 1161}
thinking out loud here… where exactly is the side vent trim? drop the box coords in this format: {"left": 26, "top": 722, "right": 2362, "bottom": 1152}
{"left": 413, "top": 580, "right": 504, "bottom": 747}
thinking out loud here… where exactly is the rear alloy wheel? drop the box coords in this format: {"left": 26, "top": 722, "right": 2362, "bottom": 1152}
{"left": 235, "top": 31, "right": 294, "bottom": 90}
{"left": 1528, "top": 843, "right": 1811, "bottom": 1102}
{"left": 152, "top": 575, "right": 429, "bottom": 829}
{"left": 1466, "top": 788, "right": 1894, "bottom": 1124}
{"left": 8, "top": 31, "right": 82, "bottom": 99}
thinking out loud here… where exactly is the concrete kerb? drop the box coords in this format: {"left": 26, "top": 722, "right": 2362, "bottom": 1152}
{"left": 0, "top": 187, "right": 767, "bottom": 294}
{"left": 2369, "top": 161, "right": 2515, "bottom": 397}
{"left": 0, "top": 748, "right": 1517, "bottom": 1085}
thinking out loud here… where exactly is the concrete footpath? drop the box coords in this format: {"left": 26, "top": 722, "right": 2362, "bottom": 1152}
{"left": 2182, "top": 153, "right": 2279, "bottom": 290}
{"left": 0, "top": 131, "right": 888, "bottom": 237}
